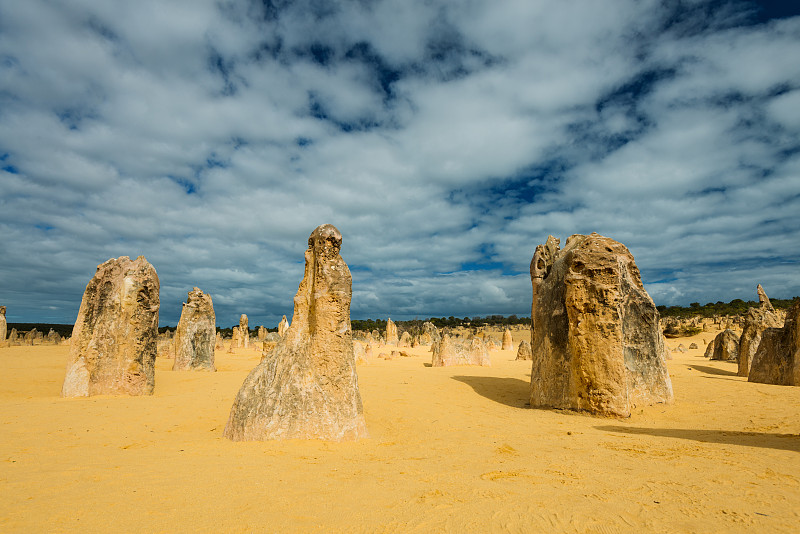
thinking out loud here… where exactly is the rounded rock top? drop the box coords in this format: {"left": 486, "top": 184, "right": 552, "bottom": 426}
{"left": 308, "top": 224, "right": 342, "bottom": 253}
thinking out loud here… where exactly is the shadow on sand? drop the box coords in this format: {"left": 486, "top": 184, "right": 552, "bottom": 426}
{"left": 451, "top": 376, "right": 530, "bottom": 409}
{"left": 596, "top": 425, "right": 800, "bottom": 453}
{"left": 687, "top": 364, "right": 738, "bottom": 376}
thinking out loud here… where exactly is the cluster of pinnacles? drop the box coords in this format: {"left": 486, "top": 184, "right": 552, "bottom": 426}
{"left": 42, "top": 224, "right": 797, "bottom": 445}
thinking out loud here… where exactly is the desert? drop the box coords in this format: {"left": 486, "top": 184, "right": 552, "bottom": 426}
{"left": 1, "top": 322, "right": 799, "bottom": 533}
{"left": 2, "top": 2, "right": 800, "bottom": 532}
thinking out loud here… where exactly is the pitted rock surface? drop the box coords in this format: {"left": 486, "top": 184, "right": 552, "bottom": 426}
{"left": 172, "top": 287, "right": 216, "bottom": 371}
{"left": 529, "top": 233, "right": 673, "bottom": 417}
{"left": 62, "top": 256, "right": 159, "bottom": 397}
{"left": 224, "top": 224, "right": 367, "bottom": 441}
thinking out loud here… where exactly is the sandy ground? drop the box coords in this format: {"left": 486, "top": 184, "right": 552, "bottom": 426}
{"left": 1, "top": 331, "right": 798, "bottom": 533}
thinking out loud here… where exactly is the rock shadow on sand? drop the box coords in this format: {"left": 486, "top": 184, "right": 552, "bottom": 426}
{"left": 451, "top": 376, "right": 530, "bottom": 408}
{"left": 596, "top": 425, "right": 800, "bottom": 453}
{"left": 686, "top": 364, "right": 738, "bottom": 377}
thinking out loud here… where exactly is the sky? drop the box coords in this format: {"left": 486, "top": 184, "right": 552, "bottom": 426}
{"left": 1, "top": 0, "right": 799, "bottom": 328}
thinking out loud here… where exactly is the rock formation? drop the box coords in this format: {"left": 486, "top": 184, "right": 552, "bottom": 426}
{"left": 278, "top": 315, "right": 290, "bottom": 337}
{"left": 8, "top": 328, "right": 17, "bottom": 345}
{"left": 354, "top": 341, "right": 367, "bottom": 365}
{"left": 172, "top": 287, "right": 216, "bottom": 371}
{"left": 0, "top": 306, "right": 6, "bottom": 345}
{"left": 257, "top": 326, "right": 267, "bottom": 342}
{"left": 529, "top": 233, "right": 673, "bottom": 417}
{"left": 385, "top": 318, "right": 399, "bottom": 346}
{"left": 231, "top": 326, "right": 241, "bottom": 348}
{"left": 62, "top": 256, "right": 159, "bottom": 397}
{"left": 704, "top": 338, "right": 716, "bottom": 358}
{"left": 422, "top": 321, "right": 441, "bottom": 346}
{"left": 24, "top": 328, "right": 37, "bottom": 345}
{"left": 431, "top": 334, "right": 491, "bottom": 367}
{"left": 516, "top": 340, "right": 532, "bottom": 360}
{"left": 224, "top": 224, "right": 368, "bottom": 441}
{"left": 239, "top": 314, "right": 249, "bottom": 348}
{"left": 689, "top": 343, "right": 698, "bottom": 349}
{"left": 501, "top": 328, "right": 513, "bottom": 350}
{"left": 711, "top": 329, "right": 739, "bottom": 361}
{"left": 738, "top": 285, "right": 782, "bottom": 377}
{"left": 748, "top": 300, "right": 799, "bottom": 386}
{"left": 398, "top": 331, "right": 412, "bottom": 347}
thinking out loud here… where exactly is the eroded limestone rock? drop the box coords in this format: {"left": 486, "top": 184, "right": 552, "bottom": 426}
{"left": 231, "top": 326, "right": 241, "bottom": 348}
{"left": 239, "top": 314, "right": 250, "bottom": 348}
{"left": 431, "top": 334, "right": 491, "bottom": 367}
{"left": 224, "top": 224, "right": 367, "bottom": 441}
{"left": 516, "top": 340, "right": 532, "bottom": 361}
{"left": 398, "top": 331, "right": 412, "bottom": 347}
{"left": 711, "top": 329, "right": 739, "bottom": 361}
{"left": 172, "top": 287, "right": 216, "bottom": 371}
{"left": 501, "top": 328, "right": 513, "bottom": 350}
{"left": 0, "top": 306, "right": 6, "bottom": 345}
{"left": 386, "top": 318, "right": 399, "bottom": 346}
{"left": 529, "top": 233, "right": 673, "bottom": 417}
{"left": 278, "top": 315, "right": 289, "bottom": 337}
{"left": 62, "top": 256, "right": 159, "bottom": 397}
{"left": 738, "top": 285, "right": 782, "bottom": 377}
{"left": 748, "top": 300, "right": 799, "bottom": 386}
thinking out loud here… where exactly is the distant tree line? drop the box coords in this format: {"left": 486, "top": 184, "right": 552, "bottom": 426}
{"left": 657, "top": 297, "right": 798, "bottom": 319}
{"left": 7, "top": 323, "right": 74, "bottom": 338}
{"left": 351, "top": 314, "right": 531, "bottom": 333}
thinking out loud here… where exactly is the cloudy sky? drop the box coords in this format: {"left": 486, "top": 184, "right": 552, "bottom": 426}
{"left": 1, "top": 0, "right": 799, "bottom": 328}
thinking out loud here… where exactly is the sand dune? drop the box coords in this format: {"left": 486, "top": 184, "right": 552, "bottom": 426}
{"left": 1, "top": 335, "right": 798, "bottom": 533}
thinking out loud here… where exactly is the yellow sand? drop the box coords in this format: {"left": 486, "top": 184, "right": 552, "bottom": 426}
{"left": 1, "top": 332, "right": 798, "bottom": 533}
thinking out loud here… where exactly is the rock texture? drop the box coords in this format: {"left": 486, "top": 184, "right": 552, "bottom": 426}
{"left": 172, "top": 287, "right": 216, "bottom": 371}
{"left": 278, "top": 315, "right": 289, "bottom": 337}
{"left": 704, "top": 338, "right": 716, "bottom": 358}
{"left": 422, "top": 322, "right": 441, "bottom": 346}
{"left": 516, "top": 340, "right": 532, "bottom": 361}
{"left": 529, "top": 233, "right": 673, "bottom": 417}
{"left": 0, "top": 306, "right": 6, "bottom": 345}
{"left": 231, "top": 326, "right": 241, "bottom": 348}
{"left": 711, "top": 329, "right": 739, "bottom": 361}
{"left": 431, "top": 335, "right": 491, "bottom": 367}
{"left": 501, "top": 328, "right": 514, "bottom": 350}
{"left": 738, "top": 285, "right": 782, "bottom": 377}
{"left": 239, "top": 314, "right": 250, "bottom": 348}
{"left": 62, "top": 256, "right": 159, "bottom": 397}
{"left": 386, "top": 318, "right": 399, "bottom": 346}
{"left": 224, "top": 224, "right": 367, "bottom": 441}
{"left": 398, "top": 331, "right": 412, "bottom": 347}
{"left": 748, "top": 300, "right": 799, "bottom": 386}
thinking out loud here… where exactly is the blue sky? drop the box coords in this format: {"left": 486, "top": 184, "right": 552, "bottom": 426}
{"left": 1, "top": 0, "right": 799, "bottom": 328}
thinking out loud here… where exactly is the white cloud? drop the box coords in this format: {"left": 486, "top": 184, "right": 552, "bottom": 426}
{"left": 0, "top": 0, "right": 798, "bottom": 326}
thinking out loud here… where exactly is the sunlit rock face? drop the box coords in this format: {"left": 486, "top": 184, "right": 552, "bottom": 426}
{"left": 62, "top": 256, "right": 159, "bottom": 397}
{"left": 749, "top": 300, "right": 800, "bottom": 387}
{"left": 224, "top": 224, "right": 368, "bottom": 441}
{"left": 0, "top": 306, "right": 6, "bottom": 346}
{"left": 172, "top": 287, "right": 216, "bottom": 372}
{"left": 385, "top": 318, "right": 399, "bottom": 346}
{"left": 529, "top": 233, "right": 673, "bottom": 417}
{"left": 711, "top": 329, "right": 739, "bottom": 362}
{"left": 502, "top": 328, "right": 514, "bottom": 350}
{"left": 738, "top": 285, "right": 782, "bottom": 377}
{"left": 278, "top": 315, "right": 289, "bottom": 338}
{"left": 431, "top": 335, "right": 491, "bottom": 367}
{"left": 516, "top": 340, "right": 532, "bottom": 361}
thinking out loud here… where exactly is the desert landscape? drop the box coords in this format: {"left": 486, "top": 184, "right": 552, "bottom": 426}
{"left": 1, "top": 323, "right": 799, "bottom": 533}
{"left": 3, "top": 2, "right": 799, "bottom": 532}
